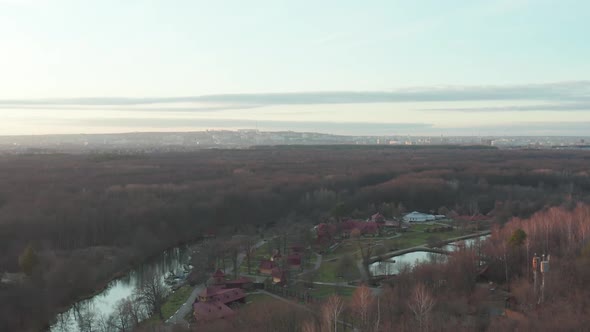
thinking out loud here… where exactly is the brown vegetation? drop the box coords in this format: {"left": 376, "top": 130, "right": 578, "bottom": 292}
{"left": 1, "top": 146, "right": 590, "bottom": 330}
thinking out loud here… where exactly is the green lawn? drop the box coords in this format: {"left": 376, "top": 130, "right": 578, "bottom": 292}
{"left": 239, "top": 240, "right": 272, "bottom": 274}
{"left": 315, "top": 258, "right": 360, "bottom": 282}
{"left": 308, "top": 284, "right": 355, "bottom": 298}
{"left": 315, "top": 225, "right": 476, "bottom": 282}
{"left": 382, "top": 226, "right": 464, "bottom": 250}
{"left": 161, "top": 285, "right": 193, "bottom": 320}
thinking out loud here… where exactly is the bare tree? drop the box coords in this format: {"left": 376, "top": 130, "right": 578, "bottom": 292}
{"left": 227, "top": 238, "right": 242, "bottom": 279}
{"left": 408, "top": 283, "right": 435, "bottom": 332}
{"left": 322, "top": 295, "right": 344, "bottom": 332}
{"left": 243, "top": 236, "right": 257, "bottom": 275}
{"left": 73, "top": 302, "right": 97, "bottom": 332}
{"left": 136, "top": 271, "right": 168, "bottom": 321}
{"left": 106, "top": 295, "right": 146, "bottom": 331}
{"left": 351, "top": 284, "right": 374, "bottom": 331}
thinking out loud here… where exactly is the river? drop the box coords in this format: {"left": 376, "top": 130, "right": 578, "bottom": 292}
{"left": 370, "top": 235, "right": 490, "bottom": 276}
{"left": 50, "top": 245, "right": 194, "bottom": 332}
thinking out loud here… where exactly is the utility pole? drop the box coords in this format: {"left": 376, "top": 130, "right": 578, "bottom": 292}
{"left": 533, "top": 253, "right": 550, "bottom": 304}
{"left": 532, "top": 253, "right": 540, "bottom": 298}
{"left": 539, "top": 254, "right": 550, "bottom": 304}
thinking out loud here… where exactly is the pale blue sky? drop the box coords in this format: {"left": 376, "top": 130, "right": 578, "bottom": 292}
{"left": 1, "top": 0, "right": 589, "bottom": 135}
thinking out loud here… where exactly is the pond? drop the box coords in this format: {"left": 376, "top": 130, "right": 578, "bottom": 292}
{"left": 370, "top": 235, "right": 490, "bottom": 276}
{"left": 50, "top": 245, "right": 194, "bottom": 332}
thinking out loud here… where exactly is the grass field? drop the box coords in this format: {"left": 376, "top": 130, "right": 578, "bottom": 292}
{"left": 239, "top": 240, "right": 274, "bottom": 274}
{"left": 315, "top": 223, "right": 472, "bottom": 282}
{"left": 308, "top": 284, "right": 355, "bottom": 298}
{"left": 161, "top": 285, "right": 193, "bottom": 321}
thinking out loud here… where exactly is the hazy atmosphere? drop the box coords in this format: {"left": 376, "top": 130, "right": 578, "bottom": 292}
{"left": 4, "top": 2, "right": 590, "bottom": 332}
{"left": 2, "top": 0, "right": 589, "bottom": 136}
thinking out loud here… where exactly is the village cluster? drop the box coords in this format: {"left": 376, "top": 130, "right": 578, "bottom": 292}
{"left": 191, "top": 210, "right": 459, "bottom": 323}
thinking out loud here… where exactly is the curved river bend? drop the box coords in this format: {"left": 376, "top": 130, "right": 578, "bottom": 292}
{"left": 50, "top": 245, "right": 193, "bottom": 332}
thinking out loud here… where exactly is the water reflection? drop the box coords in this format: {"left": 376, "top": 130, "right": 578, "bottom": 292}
{"left": 50, "top": 245, "right": 193, "bottom": 332}
{"left": 370, "top": 235, "right": 489, "bottom": 276}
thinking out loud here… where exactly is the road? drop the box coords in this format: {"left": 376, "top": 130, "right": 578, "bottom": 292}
{"left": 166, "top": 239, "right": 268, "bottom": 326}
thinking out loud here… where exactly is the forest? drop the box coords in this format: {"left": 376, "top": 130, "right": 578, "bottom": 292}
{"left": 1, "top": 145, "right": 590, "bottom": 331}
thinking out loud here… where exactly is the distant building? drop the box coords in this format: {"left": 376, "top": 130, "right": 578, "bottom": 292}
{"left": 403, "top": 211, "right": 436, "bottom": 222}
{"left": 370, "top": 213, "right": 385, "bottom": 223}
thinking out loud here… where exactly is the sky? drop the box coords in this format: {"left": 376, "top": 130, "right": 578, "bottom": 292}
{"left": 1, "top": 0, "right": 590, "bottom": 136}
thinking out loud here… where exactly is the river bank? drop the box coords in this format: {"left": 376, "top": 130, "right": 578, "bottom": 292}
{"left": 371, "top": 230, "right": 491, "bottom": 263}
{"left": 48, "top": 237, "right": 204, "bottom": 332}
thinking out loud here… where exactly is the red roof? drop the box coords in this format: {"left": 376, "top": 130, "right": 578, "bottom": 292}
{"left": 213, "top": 269, "right": 226, "bottom": 277}
{"left": 199, "top": 287, "right": 246, "bottom": 304}
{"left": 259, "top": 260, "right": 277, "bottom": 270}
{"left": 287, "top": 254, "right": 302, "bottom": 266}
{"left": 193, "top": 301, "right": 235, "bottom": 321}
{"left": 198, "top": 286, "right": 225, "bottom": 299}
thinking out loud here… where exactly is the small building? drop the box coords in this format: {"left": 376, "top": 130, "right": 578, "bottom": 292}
{"left": 270, "top": 249, "right": 282, "bottom": 262}
{"left": 259, "top": 260, "right": 277, "bottom": 275}
{"left": 194, "top": 287, "right": 246, "bottom": 322}
{"left": 287, "top": 253, "right": 302, "bottom": 268}
{"left": 370, "top": 213, "right": 385, "bottom": 223}
{"left": 271, "top": 267, "right": 287, "bottom": 284}
{"left": 193, "top": 301, "right": 235, "bottom": 321}
{"left": 403, "top": 211, "right": 435, "bottom": 222}
{"left": 212, "top": 269, "right": 226, "bottom": 285}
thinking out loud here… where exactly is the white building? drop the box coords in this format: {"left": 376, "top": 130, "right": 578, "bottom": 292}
{"left": 403, "top": 211, "right": 436, "bottom": 222}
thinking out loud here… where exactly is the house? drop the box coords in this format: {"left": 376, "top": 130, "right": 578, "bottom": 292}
{"left": 370, "top": 213, "right": 385, "bottom": 223}
{"left": 193, "top": 300, "right": 235, "bottom": 321}
{"left": 271, "top": 267, "right": 287, "bottom": 284}
{"left": 287, "top": 253, "right": 302, "bottom": 268}
{"left": 403, "top": 211, "right": 436, "bottom": 222}
{"left": 193, "top": 287, "right": 246, "bottom": 322}
{"left": 212, "top": 269, "right": 226, "bottom": 285}
{"left": 259, "top": 259, "right": 277, "bottom": 275}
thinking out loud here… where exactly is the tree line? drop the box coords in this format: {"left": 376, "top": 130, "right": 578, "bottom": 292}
{"left": 1, "top": 147, "right": 590, "bottom": 330}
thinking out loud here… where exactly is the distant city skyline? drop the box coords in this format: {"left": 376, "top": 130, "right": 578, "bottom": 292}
{"left": 1, "top": 0, "right": 589, "bottom": 135}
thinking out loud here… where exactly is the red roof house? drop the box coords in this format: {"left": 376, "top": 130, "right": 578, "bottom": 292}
{"left": 212, "top": 269, "right": 226, "bottom": 285}
{"left": 259, "top": 259, "right": 277, "bottom": 275}
{"left": 287, "top": 254, "right": 302, "bottom": 268}
{"left": 371, "top": 213, "right": 385, "bottom": 223}
{"left": 193, "top": 301, "right": 235, "bottom": 321}
{"left": 194, "top": 287, "right": 246, "bottom": 322}
{"left": 271, "top": 267, "right": 287, "bottom": 284}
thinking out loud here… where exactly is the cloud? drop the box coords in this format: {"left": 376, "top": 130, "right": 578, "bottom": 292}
{"left": 1, "top": 81, "right": 589, "bottom": 109}
{"left": 66, "top": 117, "right": 432, "bottom": 129}
{"left": 422, "top": 102, "right": 590, "bottom": 112}
{"left": 0, "top": 104, "right": 262, "bottom": 112}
